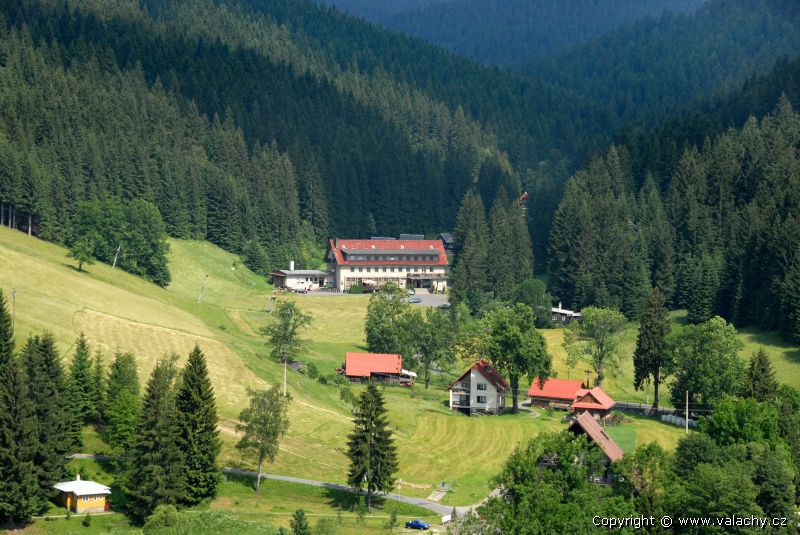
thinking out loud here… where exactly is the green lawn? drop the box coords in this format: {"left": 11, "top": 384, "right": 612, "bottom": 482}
{"left": 4, "top": 226, "right": 797, "bottom": 512}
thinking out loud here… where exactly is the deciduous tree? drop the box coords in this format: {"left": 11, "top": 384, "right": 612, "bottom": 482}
{"left": 235, "top": 386, "right": 291, "bottom": 494}
{"left": 263, "top": 301, "right": 312, "bottom": 396}
{"left": 563, "top": 307, "right": 627, "bottom": 386}
{"left": 483, "top": 304, "right": 551, "bottom": 413}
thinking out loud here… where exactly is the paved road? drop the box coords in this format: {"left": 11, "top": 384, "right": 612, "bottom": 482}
{"left": 222, "top": 468, "right": 476, "bottom": 516}
{"left": 410, "top": 292, "right": 449, "bottom": 308}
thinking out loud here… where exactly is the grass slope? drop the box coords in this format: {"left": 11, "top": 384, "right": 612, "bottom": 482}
{"left": 0, "top": 228, "right": 729, "bottom": 507}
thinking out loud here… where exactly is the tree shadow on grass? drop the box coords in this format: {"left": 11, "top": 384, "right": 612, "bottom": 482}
{"left": 322, "top": 486, "right": 387, "bottom": 511}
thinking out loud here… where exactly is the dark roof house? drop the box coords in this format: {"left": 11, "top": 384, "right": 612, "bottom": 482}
{"left": 568, "top": 411, "right": 624, "bottom": 463}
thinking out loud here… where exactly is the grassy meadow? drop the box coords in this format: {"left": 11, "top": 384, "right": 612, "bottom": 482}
{"left": 2, "top": 225, "right": 795, "bottom": 514}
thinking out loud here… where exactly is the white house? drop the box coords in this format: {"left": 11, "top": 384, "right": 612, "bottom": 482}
{"left": 448, "top": 359, "right": 509, "bottom": 415}
{"left": 325, "top": 237, "right": 449, "bottom": 293}
{"left": 269, "top": 261, "right": 329, "bottom": 291}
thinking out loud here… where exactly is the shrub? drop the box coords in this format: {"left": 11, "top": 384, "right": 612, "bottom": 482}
{"left": 82, "top": 514, "right": 92, "bottom": 527}
{"left": 143, "top": 505, "right": 189, "bottom": 535}
{"left": 349, "top": 285, "right": 363, "bottom": 294}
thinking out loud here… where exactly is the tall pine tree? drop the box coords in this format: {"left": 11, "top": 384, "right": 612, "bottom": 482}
{"left": 346, "top": 383, "right": 398, "bottom": 508}
{"left": 21, "top": 334, "right": 70, "bottom": 505}
{"left": 175, "top": 344, "right": 221, "bottom": 505}
{"left": 127, "top": 356, "right": 185, "bottom": 521}
{"left": 0, "top": 354, "right": 42, "bottom": 525}
{"left": 632, "top": 288, "right": 671, "bottom": 410}
{"left": 451, "top": 190, "right": 489, "bottom": 312}
{"left": 744, "top": 349, "right": 778, "bottom": 403}
{"left": 66, "top": 333, "right": 95, "bottom": 447}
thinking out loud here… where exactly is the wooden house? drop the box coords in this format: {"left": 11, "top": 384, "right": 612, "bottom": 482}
{"left": 568, "top": 411, "right": 624, "bottom": 464}
{"left": 53, "top": 475, "right": 111, "bottom": 513}
{"left": 570, "top": 386, "right": 616, "bottom": 419}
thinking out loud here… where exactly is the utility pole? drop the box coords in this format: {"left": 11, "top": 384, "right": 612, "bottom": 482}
{"left": 112, "top": 244, "right": 121, "bottom": 269}
{"left": 196, "top": 275, "right": 208, "bottom": 304}
{"left": 685, "top": 390, "right": 689, "bottom": 434}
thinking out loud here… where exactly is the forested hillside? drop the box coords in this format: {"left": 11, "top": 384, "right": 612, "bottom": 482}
{"left": 318, "top": 0, "right": 450, "bottom": 21}
{"left": 526, "top": 0, "right": 800, "bottom": 126}
{"left": 381, "top": 0, "right": 704, "bottom": 68}
{"left": 548, "top": 99, "right": 800, "bottom": 343}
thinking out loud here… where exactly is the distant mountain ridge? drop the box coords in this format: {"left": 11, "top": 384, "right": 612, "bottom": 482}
{"left": 379, "top": 0, "right": 706, "bottom": 68}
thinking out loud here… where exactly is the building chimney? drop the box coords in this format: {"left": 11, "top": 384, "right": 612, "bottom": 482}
{"left": 558, "top": 301, "right": 562, "bottom": 310}
{"left": 289, "top": 260, "right": 295, "bottom": 272}
{"left": 76, "top": 474, "right": 81, "bottom": 481}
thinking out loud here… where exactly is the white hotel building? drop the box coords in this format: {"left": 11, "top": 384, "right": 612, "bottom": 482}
{"left": 325, "top": 237, "right": 449, "bottom": 292}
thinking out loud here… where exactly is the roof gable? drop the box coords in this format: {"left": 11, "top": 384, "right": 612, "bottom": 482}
{"left": 345, "top": 352, "right": 402, "bottom": 377}
{"left": 449, "top": 359, "right": 509, "bottom": 391}
{"left": 571, "top": 387, "right": 616, "bottom": 411}
{"left": 569, "top": 411, "right": 624, "bottom": 462}
{"left": 528, "top": 378, "right": 584, "bottom": 400}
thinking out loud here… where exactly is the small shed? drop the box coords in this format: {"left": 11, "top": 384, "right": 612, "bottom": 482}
{"left": 528, "top": 377, "right": 585, "bottom": 410}
{"left": 53, "top": 475, "right": 111, "bottom": 513}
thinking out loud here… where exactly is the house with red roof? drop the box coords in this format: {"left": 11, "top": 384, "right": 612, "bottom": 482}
{"left": 571, "top": 386, "right": 616, "bottom": 419}
{"left": 325, "top": 237, "right": 449, "bottom": 293}
{"left": 341, "top": 352, "right": 415, "bottom": 384}
{"left": 528, "top": 377, "right": 585, "bottom": 410}
{"left": 448, "top": 360, "right": 509, "bottom": 415}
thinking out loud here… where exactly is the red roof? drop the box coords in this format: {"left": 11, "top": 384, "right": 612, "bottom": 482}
{"left": 571, "top": 387, "right": 616, "bottom": 411}
{"left": 344, "top": 352, "right": 402, "bottom": 378}
{"left": 528, "top": 378, "right": 585, "bottom": 400}
{"left": 449, "top": 359, "right": 509, "bottom": 391}
{"left": 569, "top": 411, "right": 624, "bottom": 462}
{"left": 327, "top": 239, "right": 448, "bottom": 266}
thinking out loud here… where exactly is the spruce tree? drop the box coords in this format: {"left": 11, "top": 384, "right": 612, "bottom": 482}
{"left": 21, "top": 334, "right": 70, "bottom": 505}
{"left": 290, "top": 509, "right": 311, "bottom": 535}
{"left": 632, "top": 288, "right": 671, "bottom": 410}
{"left": 346, "top": 383, "right": 398, "bottom": 508}
{"left": 127, "top": 357, "right": 186, "bottom": 521}
{"left": 744, "top": 349, "right": 778, "bottom": 403}
{"left": 106, "top": 351, "right": 140, "bottom": 405}
{"left": 175, "top": 345, "right": 221, "bottom": 505}
{"left": 0, "top": 356, "right": 42, "bottom": 525}
{"left": 66, "top": 333, "right": 95, "bottom": 447}
{"left": 487, "top": 189, "right": 516, "bottom": 299}
{"left": 0, "top": 290, "right": 13, "bottom": 368}
{"left": 92, "top": 352, "right": 105, "bottom": 422}
{"left": 451, "top": 190, "right": 489, "bottom": 312}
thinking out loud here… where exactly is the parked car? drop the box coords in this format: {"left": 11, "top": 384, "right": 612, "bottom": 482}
{"left": 407, "top": 288, "right": 415, "bottom": 295}
{"left": 409, "top": 297, "right": 422, "bottom": 304}
{"left": 438, "top": 303, "right": 451, "bottom": 309}
{"left": 295, "top": 288, "right": 308, "bottom": 294}
{"left": 405, "top": 519, "right": 430, "bottom": 530}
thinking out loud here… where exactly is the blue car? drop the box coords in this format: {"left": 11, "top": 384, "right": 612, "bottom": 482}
{"left": 405, "top": 519, "right": 431, "bottom": 530}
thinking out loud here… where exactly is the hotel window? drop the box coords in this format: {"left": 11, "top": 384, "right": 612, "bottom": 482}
{"left": 414, "top": 255, "right": 418, "bottom": 260}
{"left": 390, "top": 267, "right": 395, "bottom": 272}
{"left": 358, "top": 267, "right": 363, "bottom": 272}
{"left": 350, "top": 267, "right": 354, "bottom": 272}
{"left": 477, "top": 396, "right": 487, "bottom": 404}
{"left": 382, "top": 267, "right": 387, "bottom": 272}
{"left": 389, "top": 256, "right": 396, "bottom": 261}
{"left": 414, "top": 267, "right": 419, "bottom": 272}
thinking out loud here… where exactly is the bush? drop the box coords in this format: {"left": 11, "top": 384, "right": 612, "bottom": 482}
{"left": 315, "top": 517, "right": 338, "bottom": 535}
{"left": 317, "top": 375, "right": 328, "bottom": 385}
{"left": 82, "top": 514, "right": 92, "bottom": 527}
{"left": 305, "top": 362, "right": 319, "bottom": 379}
{"left": 143, "top": 505, "right": 189, "bottom": 535}
{"left": 349, "top": 285, "right": 363, "bottom": 294}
